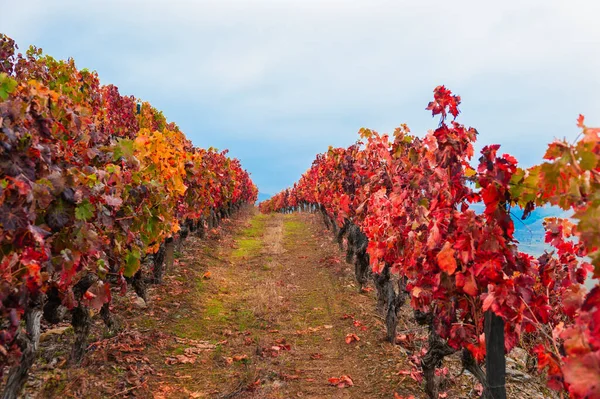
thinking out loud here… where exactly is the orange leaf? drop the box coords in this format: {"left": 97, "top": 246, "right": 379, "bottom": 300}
{"left": 83, "top": 290, "right": 96, "bottom": 300}
{"left": 412, "top": 286, "right": 423, "bottom": 298}
{"left": 436, "top": 242, "right": 457, "bottom": 275}
{"left": 345, "top": 333, "right": 360, "bottom": 344}
{"left": 328, "top": 375, "right": 353, "bottom": 388}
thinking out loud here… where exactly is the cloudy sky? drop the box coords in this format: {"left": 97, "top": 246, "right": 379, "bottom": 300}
{"left": 1, "top": 0, "right": 599, "bottom": 195}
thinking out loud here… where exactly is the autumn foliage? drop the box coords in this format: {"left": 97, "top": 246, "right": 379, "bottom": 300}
{"left": 261, "top": 86, "right": 599, "bottom": 398}
{"left": 0, "top": 34, "right": 257, "bottom": 378}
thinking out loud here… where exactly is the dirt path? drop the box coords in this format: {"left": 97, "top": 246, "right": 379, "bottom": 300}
{"left": 145, "top": 209, "right": 414, "bottom": 399}
{"left": 119, "top": 211, "right": 418, "bottom": 398}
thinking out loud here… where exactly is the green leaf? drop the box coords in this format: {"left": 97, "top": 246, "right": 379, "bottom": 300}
{"left": 147, "top": 216, "right": 159, "bottom": 236}
{"left": 579, "top": 150, "right": 597, "bottom": 171}
{"left": 124, "top": 249, "right": 141, "bottom": 277}
{"left": 86, "top": 173, "right": 97, "bottom": 188}
{"left": 113, "top": 139, "right": 135, "bottom": 161}
{"left": 0, "top": 73, "right": 18, "bottom": 100}
{"left": 75, "top": 200, "right": 94, "bottom": 221}
{"left": 509, "top": 168, "right": 525, "bottom": 201}
{"left": 96, "top": 259, "right": 108, "bottom": 279}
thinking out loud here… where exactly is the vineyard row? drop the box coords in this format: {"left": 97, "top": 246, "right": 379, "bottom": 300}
{"left": 0, "top": 34, "right": 257, "bottom": 399}
{"left": 260, "top": 86, "right": 600, "bottom": 399}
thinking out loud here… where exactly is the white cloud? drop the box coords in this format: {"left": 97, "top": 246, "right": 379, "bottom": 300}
{"left": 2, "top": 0, "right": 599, "bottom": 191}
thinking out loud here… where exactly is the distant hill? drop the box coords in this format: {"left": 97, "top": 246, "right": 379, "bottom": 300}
{"left": 467, "top": 203, "right": 596, "bottom": 288}
{"left": 468, "top": 203, "right": 571, "bottom": 256}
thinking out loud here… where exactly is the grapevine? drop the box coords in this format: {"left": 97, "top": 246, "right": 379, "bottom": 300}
{"left": 261, "top": 86, "right": 598, "bottom": 399}
{"left": 0, "top": 35, "right": 257, "bottom": 398}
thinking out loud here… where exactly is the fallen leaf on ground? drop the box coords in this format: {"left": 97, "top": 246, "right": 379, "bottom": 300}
{"left": 345, "top": 333, "right": 360, "bottom": 344}
{"left": 182, "top": 387, "right": 206, "bottom": 398}
{"left": 396, "top": 369, "right": 423, "bottom": 383}
{"left": 165, "top": 354, "right": 196, "bottom": 365}
{"left": 353, "top": 320, "right": 369, "bottom": 331}
{"left": 328, "top": 375, "right": 353, "bottom": 388}
{"left": 247, "top": 379, "right": 261, "bottom": 391}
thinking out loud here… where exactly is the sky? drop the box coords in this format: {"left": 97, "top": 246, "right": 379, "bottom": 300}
{"left": 1, "top": 0, "right": 599, "bottom": 196}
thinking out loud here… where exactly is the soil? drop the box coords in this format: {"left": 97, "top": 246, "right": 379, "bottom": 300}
{"left": 17, "top": 207, "right": 556, "bottom": 398}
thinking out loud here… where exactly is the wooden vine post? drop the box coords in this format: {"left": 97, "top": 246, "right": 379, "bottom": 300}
{"left": 485, "top": 310, "right": 506, "bottom": 399}
{"left": 484, "top": 197, "right": 510, "bottom": 399}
